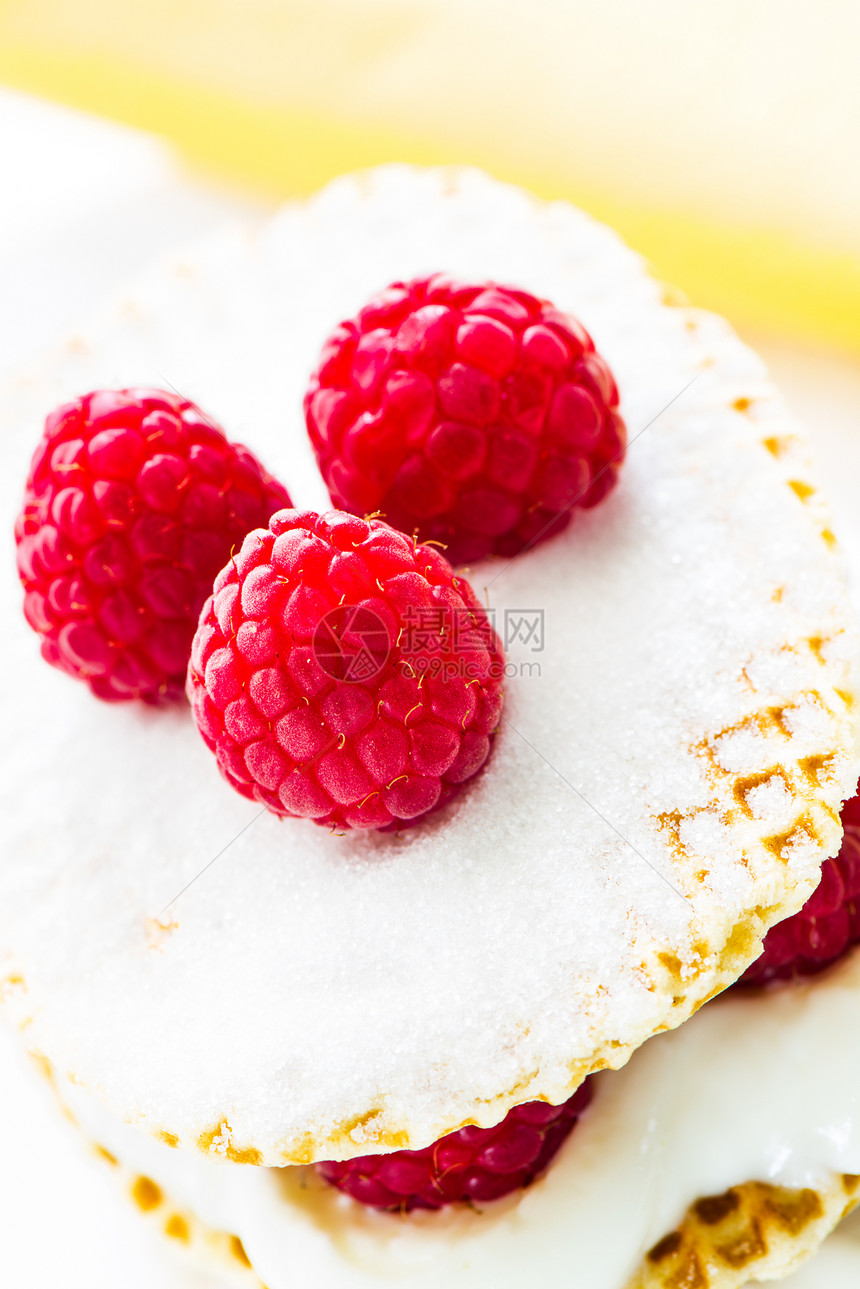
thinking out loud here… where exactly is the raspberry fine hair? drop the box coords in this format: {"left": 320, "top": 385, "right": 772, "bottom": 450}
{"left": 187, "top": 507, "right": 505, "bottom": 831}
{"left": 304, "top": 274, "right": 626, "bottom": 566}
{"left": 15, "top": 388, "right": 291, "bottom": 703}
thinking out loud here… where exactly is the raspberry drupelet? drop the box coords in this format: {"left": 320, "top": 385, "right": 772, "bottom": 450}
{"left": 317, "top": 1082, "right": 593, "bottom": 1211}
{"left": 15, "top": 389, "right": 291, "bottom": 703}
{"left": 187, "top": 508, "right": 505, "bottom": 831}
{"left": 735, "top": 820, "right": 860, "bottom": 987}
{"left": 304, "top": 275, "right": 626, "bottom": 566}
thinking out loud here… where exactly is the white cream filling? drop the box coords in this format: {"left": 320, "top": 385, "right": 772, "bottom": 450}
{"left": 58, "top": 946, "right": 860, "bottom": 1288}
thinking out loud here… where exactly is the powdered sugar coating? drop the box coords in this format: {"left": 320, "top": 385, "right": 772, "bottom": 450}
{"left": 0, "top": 168, "right": 857, "bottom": 1164}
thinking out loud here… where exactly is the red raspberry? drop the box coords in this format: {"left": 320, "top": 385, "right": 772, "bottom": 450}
{"left": 316, "top": 1082, "right": 592, "bottom": 1211}
{"left": 186, "top": 508, "right": 505, "bottom": 831}
{"left": 15, "top": 389, "right": 291, "bottom": 703}
{"left": 841, "top": 786, "right": 860, "bottom": 828}
{"left": 735, "top": 824, "right": 860, "bottom": 987}
{"left": 304, "top": 275, "right": 626, "bottom": 566}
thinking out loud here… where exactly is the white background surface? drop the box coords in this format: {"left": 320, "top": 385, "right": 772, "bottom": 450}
{"left": 2, "top": 86, "right": 860, "bottom": 1289}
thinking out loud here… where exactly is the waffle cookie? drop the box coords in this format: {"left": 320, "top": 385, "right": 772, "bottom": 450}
{"left": 1, "top": 167, "right": 859, "bottom": 1287}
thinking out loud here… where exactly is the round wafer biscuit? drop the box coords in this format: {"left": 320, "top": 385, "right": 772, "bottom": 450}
{"left": 0, "top": 167, "right": 857, "bottom": 1167}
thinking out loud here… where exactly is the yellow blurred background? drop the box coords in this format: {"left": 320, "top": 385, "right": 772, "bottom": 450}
{"left": 1, "top": 0, "right": 859, "bottom": 355}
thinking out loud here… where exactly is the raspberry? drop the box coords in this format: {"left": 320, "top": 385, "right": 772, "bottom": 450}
{"left": 735, "top": 823, "right": 860, "bottom": 987}
{"left": 186, "top": 508, "right": 505, "bottom": 831}
{"left": 15, "top": 389, "right": 291, "bottom": 703}
{"left": 316, "top": 1082, "right": 592, "bottom": 1211}
{"left": 841, "top": 786, "right": 860, "bottom": 828}
{"left": 304, "top": 275, "right": 626, "bottom": 566}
